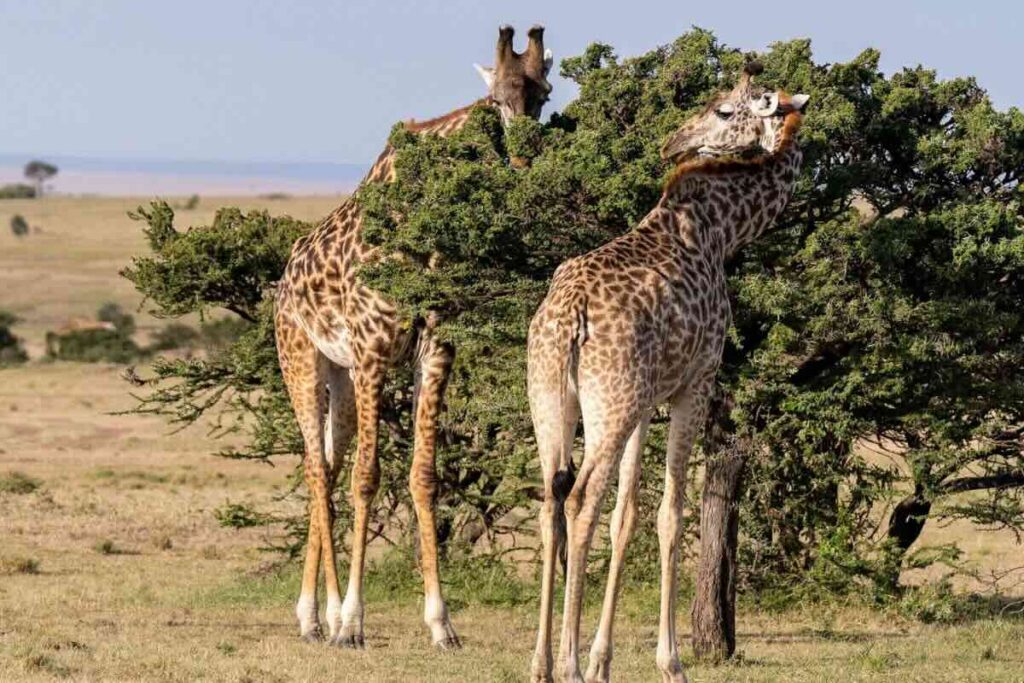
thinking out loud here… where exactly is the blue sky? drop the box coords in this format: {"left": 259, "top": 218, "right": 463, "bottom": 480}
{"left": 2, "top": 0, "right": 1021, "bottom": 165}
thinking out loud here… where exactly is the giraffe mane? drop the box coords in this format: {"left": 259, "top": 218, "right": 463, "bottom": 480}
{"left": 403, "top": 98, "right": 492, "bottom": 132}
{"left": 663, "top": 95, "right": 804, "bottom": 193}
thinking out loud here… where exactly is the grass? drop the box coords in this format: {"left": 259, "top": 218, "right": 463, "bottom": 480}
{"left": 1, "top": 197, "right": 1023, "bottom": 680}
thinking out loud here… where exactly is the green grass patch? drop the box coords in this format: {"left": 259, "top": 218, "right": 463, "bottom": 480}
{"left": 0, "top": 471, "right": 41, "bottom": 495}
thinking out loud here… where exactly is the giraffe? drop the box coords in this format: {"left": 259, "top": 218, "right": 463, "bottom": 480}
{"left": 274, "top": 25, "right": 553, "bottom": 649}
{"left": 526, "top": 63, "right": 809, "bottom": 682}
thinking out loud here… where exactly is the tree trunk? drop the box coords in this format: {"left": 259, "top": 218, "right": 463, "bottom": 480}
{"left": 692, "top": 390, "right": 747, "bottom": 662}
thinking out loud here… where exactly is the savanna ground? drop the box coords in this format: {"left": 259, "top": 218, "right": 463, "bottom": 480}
{"left": 1, "top": 197, "right": 1023, "bottom": 681}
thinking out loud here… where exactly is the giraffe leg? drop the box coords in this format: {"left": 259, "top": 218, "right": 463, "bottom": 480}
{"left": 558, "top": 417, "right": 635, "bottom": 683}
{"left": 409, "top": 338, "right": 460, "bottom": 649}
{"left": 530, "top": 381, "right": 580, "bottom": 683}
{"left": 334, "top": 359, "right": 385, "bottom": 648}
{"left": 656, "top": 377, "right": 713, "bottom": 683}
{"left": 585, "top": 413, "right": 651, "bottom": 683}
{"left": 275, "top": 313, "right": 331, "bottom": 643}
{"left": 320, "top": 364, "right": 357, "bottom": 639}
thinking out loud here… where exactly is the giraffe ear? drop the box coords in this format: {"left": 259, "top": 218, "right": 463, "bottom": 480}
{"left": 543, "top": 48, "right": 554, "bottom": 76}
{"left": 474, "top": 63, "right": 496, "bottom": 90}
{"left": 790, "top": 94, "right": 810, "bottom": 112}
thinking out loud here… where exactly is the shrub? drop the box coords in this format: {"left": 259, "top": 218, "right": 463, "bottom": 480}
{"left": 0, "top": 311, "right": 29, "bottom": 365}
{"left": 0, "top": 183, "right": 36, "bottom": 199}
{"left": 46, "top": 303, "right": 143, "bottom": 363}
{"left": 0, "top": 556, "right": 40, "bottom": 575}
{"left": 10, "top": 214, "right": 29, "bottom": 237}
{"left": 0, "top": 471, "right": 41, "bottom": 495}
{"left": 215, "top": 502, "right": 272, "bottom": 529}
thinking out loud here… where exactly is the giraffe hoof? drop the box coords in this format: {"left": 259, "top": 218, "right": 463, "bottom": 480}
{"left": 433, "top": 633, "right": 462, "bottom": 651}
{"left": 299, "top": 629, "right": 323, "bottom": 644}
{"left": 330, "top": 633, "right": 365, "bottom": 649}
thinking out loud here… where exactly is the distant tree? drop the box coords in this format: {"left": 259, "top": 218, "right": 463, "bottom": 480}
{"left": 23, "top": 160, "right": 58, "bottom": 197}
{"left": 0, "top": 184, "right": 36, "bottom": 200}
{"left": 10, "top": 215, "right": 29, "bottom": 238}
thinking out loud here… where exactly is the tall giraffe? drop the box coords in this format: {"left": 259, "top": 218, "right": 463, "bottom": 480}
{"left": 275, "top": 25, "right": 553, "bottom": 649}
{"left": 527, "top": 63, "right": 809, "bottom": 682}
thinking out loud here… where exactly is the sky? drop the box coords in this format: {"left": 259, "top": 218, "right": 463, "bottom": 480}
{"left": 2, "top": 0, "right": 1022, "bottom": 167}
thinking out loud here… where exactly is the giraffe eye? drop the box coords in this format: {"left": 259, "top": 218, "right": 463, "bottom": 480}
{"left": 716, "top": 103, "right": 735, "bottom": 118}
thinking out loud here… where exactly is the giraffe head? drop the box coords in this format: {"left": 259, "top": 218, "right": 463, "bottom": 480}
{"left": 660, "top": 62, "right": 809, "bottom": 164}
{"left": 474, "top": 25, "right": 554, "bottom": 124}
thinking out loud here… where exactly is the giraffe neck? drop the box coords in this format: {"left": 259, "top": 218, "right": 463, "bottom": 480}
{"left": 659, "top": 118, "right": 803, "bottom": 261}
{"left": 361, "top": 97, "right": 495, "bottom": 185}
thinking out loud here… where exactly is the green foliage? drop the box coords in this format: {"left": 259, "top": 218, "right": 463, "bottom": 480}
{"left": 123, "top": 203, "right": 308, "bottom": 322}
{"left": 0, "top": 311, "right": 29, "bottom": 366}
{"left": 0, "top": 183, "right": 36, "bottom": 199}
{"left": 125, "top": 28, "right": 1024, "bottom": 595}
{"left": 10, "top": 214, "right": 29, "bottom": 237}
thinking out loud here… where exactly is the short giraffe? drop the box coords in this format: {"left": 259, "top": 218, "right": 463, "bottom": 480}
{"left": 274, "top": 25, "right": 553, "bottom": 649}
{"left": 526, "top": 63, "right": 809, "bottom": 682}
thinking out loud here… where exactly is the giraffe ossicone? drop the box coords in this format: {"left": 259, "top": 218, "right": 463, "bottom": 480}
{"left": 527, "top": 62, "right": 809, "bottom": 683}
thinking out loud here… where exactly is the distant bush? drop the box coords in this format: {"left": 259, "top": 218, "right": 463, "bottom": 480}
{"left": 0, "top": 311, "right": 29, "bottom": 366}
{"left": 0, "top": 471, "right": 41, "bottom": 495}
{"left": 148, "top": 323, "right": 200, "bottom": 352}
{"left": 183, "top": 194, "right": 200, "bottom": 210}
{"left": 0, "top": 556, "right": 40, "bottom": 575}
{"left": 47, "top": 328, "right": 141, "bottom": 363}
{"left": 215, "top": 502, "right": 272, "bottom": 529}
{"left": 199, "top": 317, "right": 250, "bottom": 352}
{"left": 46, "top": 303, "right": 143, "bottom": 364}
{"left": 93, "top": 539, "right": 121, "bottom": 555}
{"left": 10, "top": 214, "right": 29, "bottom": 238}
{"left": 0, "top": 183, "right": 36, "bottom": 199}
{"left": 97, "top": 302, "right": 136, "bottom": 336}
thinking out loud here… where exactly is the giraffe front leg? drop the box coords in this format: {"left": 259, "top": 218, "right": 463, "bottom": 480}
{"left": 410, "top": 340, "right": 461, "bottom": 649}
{"left": 655, "top": 381, "right": 712, "bottom": 683}
{"left": 585, "top": 414, "right": 650, "bottom": 683}
{"left": 558, "top": 424, "right": 631, "bottom": 683}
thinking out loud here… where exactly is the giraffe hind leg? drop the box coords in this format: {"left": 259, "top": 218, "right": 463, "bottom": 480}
{"left": 409, "top": 338, "right": 461, "bottom": 649}
{"left": 321, "top": 363, "right": 357, "bottom": 638}
{"left": 276, "top": 311, "right": 338, "bottom": 642}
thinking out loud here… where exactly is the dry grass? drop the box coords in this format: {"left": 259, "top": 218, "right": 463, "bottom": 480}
{"left": 1, "top": 197, "right": 1023, "bottom": 680}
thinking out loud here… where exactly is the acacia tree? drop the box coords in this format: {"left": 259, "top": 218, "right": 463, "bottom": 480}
{"left": 24, "top": 160, "right": 58, "bottom": 197}
{"left": 124, "top": 29, "right": 1024, "bottom": 631}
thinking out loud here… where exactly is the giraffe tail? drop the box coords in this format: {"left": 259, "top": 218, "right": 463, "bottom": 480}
{"left": 550, "top": 295, "right": 586, "bottom": 573}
